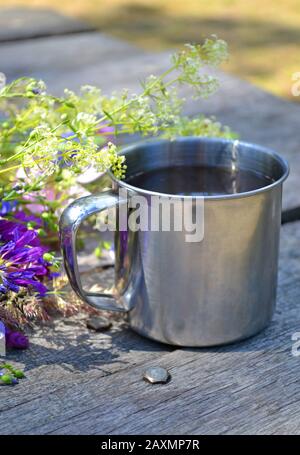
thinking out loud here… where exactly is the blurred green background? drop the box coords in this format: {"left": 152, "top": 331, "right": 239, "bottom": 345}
{"left": 1, "top": 0, "right": 299, "bottom": 101}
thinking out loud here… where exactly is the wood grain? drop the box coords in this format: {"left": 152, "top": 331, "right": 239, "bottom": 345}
{"left": 1, "top": 31, "right": 300, "bottom": 435}
{"left": 1, "top": 221, "right": 300, "bottom": 435}
{"left": 0, "top": 7, "right": 93, "bottom": 42}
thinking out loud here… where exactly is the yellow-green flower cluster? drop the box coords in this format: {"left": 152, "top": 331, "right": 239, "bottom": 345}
{"left": 0, "top": 36, "right": 233, "bottom": 194}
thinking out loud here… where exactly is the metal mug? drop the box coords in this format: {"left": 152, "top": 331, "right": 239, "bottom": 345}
{"left": 59, "top": 137, "right": 289, "bottom": 346}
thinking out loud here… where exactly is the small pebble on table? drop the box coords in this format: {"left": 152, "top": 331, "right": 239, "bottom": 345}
{"left": 86, "top": 316, "right": 112, "bottom": 331}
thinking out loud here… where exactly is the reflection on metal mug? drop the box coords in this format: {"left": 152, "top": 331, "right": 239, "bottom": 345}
{"left": 0, "top": 321, "right": 6, "bottom": 356}
{"left": 60, "top": 137, "right": 289, "bottom": 347}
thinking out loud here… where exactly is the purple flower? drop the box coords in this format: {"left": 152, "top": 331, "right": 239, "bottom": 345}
{"left": 5, "top": 327, "right": 29, "bottom": 350}
{"left": 0, "top": 201, "right": 17, "bottom": 216}
{"left": 0, "top": 219, "right": 41, "bottom": 246}
{"left": 13, "top": 211, "right": 43, "bottom": 228}
{"left": 0, "top": 220, "right": 50, "bottom": 295}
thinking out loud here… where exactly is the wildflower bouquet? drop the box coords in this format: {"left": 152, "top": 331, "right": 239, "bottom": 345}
{"left": 0, "top": 37, "right": 234, "bottom": 345}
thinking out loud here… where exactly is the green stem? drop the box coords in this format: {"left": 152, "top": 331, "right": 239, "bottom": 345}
{"left": 2, "top": 121, "right": 69, "bottom": 164}
{"left": 97, "top": 65, "right": 176, "bottom": 125}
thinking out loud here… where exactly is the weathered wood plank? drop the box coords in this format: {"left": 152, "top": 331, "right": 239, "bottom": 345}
{"left": 1, "top": 318, "right": 172, "bottom": 416}
{"left": 1, "top": 221, "right": 300, "bottom": 435}
{"left": 1, "top": 32, "right": 300, "bottom": 435}
{"left": 0, "top": 33, "right": 145, "bottom": 87}
{"left": 0, "top": 7, "right": 93, "bottom": 42}
{"left": 0, "top": 34, "right": 299, "bottom": 210}
{"left": 0, "top": 265, "right": 172, "bottom": 414}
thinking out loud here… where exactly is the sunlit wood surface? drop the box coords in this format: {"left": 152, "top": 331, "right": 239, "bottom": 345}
{"left": 1, "top": 11, "right": 300, "bottom": 435}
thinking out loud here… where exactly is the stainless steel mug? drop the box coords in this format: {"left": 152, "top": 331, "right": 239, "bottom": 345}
{"left": 59, "top": 137, "right": 289, "bottom": 346}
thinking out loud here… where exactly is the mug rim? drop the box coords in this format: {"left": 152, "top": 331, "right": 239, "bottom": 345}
{"left": 108, "top": 137, "right": 290, "bottom": 200}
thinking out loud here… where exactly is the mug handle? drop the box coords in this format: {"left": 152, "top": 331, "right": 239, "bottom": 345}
{"left": 59, "top": 191, "right": 128, "bottom": 312}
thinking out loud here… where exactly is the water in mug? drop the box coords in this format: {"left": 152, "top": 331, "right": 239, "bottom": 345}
{"left": 126, "top": 165, "right": 275, "bottom": 196}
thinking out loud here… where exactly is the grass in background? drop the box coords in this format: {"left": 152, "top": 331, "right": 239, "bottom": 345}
{"left": 1, "top": 0, "right": 300, "bottom": 101}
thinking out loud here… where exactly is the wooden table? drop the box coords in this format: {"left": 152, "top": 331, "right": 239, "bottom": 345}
{"left": 1, "top": 10, "right": 300, "bottom": 435}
